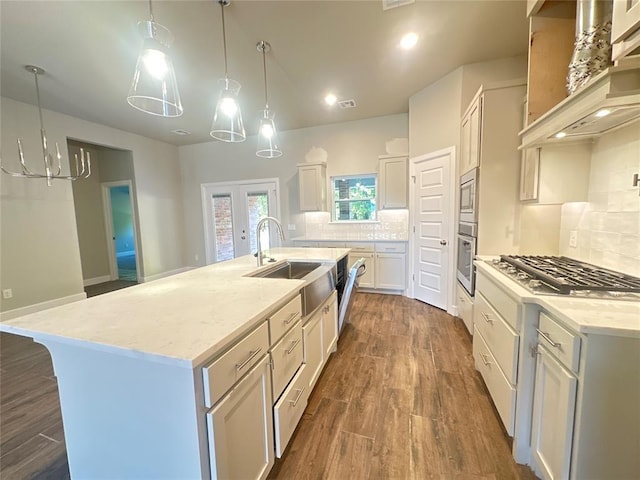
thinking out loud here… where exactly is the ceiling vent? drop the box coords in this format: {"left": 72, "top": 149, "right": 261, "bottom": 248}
{"left": 382, "top": 0, "right": 415, "bottom": 11}
{"left": 172, "top": 129, "right": 191, "bottom": 136}
{"left": 338, "top": 99, "right": 357, "bottom": 109}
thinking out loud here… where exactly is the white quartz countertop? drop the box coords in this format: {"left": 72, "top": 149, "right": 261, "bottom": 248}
{"left": 0, "top": 248, "right": 350, "bottom": 368}
{"left": 292, "top": 236, "right": 408, "bottom": 243}
{"left": 475, "top": 259, "right": 640, "bottom": 338}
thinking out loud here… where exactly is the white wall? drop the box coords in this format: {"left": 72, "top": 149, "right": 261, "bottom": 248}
{"left": 0, "top": 97, "right": 186, "bottom": 312}
{"left": 178, "top": 114, "right": 408, "bottom": 267}
{"left": 559, "top": 123, "right": 640, "bottom": 276}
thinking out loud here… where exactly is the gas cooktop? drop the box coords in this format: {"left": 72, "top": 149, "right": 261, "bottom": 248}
{"left": 489, "top": 255, "right": 640, "bottom": 300}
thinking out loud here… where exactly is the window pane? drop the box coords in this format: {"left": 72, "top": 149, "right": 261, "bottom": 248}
{"left": 247, "top": 192, "right": 270, "bottom": 253}
{"left": 332, "top": 175, "right": 376, "bottom": 221}
{"left": 212, "top": 194, "right": 234, "bottom": 262}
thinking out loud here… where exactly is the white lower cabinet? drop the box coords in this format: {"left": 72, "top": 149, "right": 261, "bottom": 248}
{"left": 455, "top": 282, "right": 474, "bottom": 335}
{"left": 273, "top": 366, "right": 308, "bottom": 458}
{"left": 375, "top": 253, "right": 406, "bottom": 290}
{"left": 206, "top": 357, "right": 274, "bottom": 480}
{"left": 302, "top": 307, "right": 324, "bottom": 392}
{"left": 348, "top": 252, "right": 375, "bottom": 288}
{"left": 531, "top": 344, "right": 577, "bottom": 480}
{"left": 270, "top": 321, "right": 303, "bottom": 401}
{"left": 322, "top": 292, "right": 338, "bottom": 359}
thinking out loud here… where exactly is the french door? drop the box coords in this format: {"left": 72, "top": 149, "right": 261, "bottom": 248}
{"left": 202, "top": 179, "right": 280, "bottom": 264}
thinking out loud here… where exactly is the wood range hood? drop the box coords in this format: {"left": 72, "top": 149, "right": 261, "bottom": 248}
{"left": 520, "top": 62, "right": 640, "bottom": 149}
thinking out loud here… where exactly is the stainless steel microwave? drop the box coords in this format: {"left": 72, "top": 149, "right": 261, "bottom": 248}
{"left": 459, "top": 168, "right": 479, "bottom": 224}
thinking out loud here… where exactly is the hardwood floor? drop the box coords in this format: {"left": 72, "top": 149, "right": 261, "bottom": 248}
{"left": 0, "top": 292, "right": 537, "bottom": 479}
{"left": 268, "top": 293, "right": 537, "bottom": 480}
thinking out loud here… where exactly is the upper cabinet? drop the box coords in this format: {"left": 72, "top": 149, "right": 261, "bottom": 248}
{"left": 611, "top": 0, "right": 640, "bottom": 62}
{"left": 378, "top": 155, "right": 408, "bottom": 209}
{"left": 460, "top": 95, "right": 482, "bottom": 176}
{"left": 520, "top": 0, "right": 640, "bottom": 149}
{"left": 297, "top": 162, "right": 326, "bottom": 212}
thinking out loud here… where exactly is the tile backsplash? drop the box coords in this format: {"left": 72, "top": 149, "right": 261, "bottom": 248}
{"left": 559, "top": 124, "right": 640, "bottom": 277}
{"left": 303, "top": 210, "right": 409, "bottom": 241}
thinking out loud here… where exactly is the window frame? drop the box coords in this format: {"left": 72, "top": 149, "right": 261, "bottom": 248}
{"left": 330, "top": 173, "right": 378, "bottom": 223}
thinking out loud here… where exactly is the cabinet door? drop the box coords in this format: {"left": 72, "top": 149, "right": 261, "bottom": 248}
{"left": 468, "top": 97, "right": 482, "bottom": 170}
{"left": 322, "top": 293, "right": 338, "bottom": 360}
{"left": 298, "top": 164, "right": 326, "bottom": 211}
{"left": 375, "top": 253, "right": 406, "bottom": 290}
{"left": 207, "top": 357, "right": 274, "bottom": 480}
{"left": 348, "top": 252, "right": 375, "bottom": 289}
{"left": 531, "top": 345, "right": 577, "bottom": 480}
{"left": 302, "top": 311, "right": 324, "bottom": 392}
{"left": 379, "top": 157, "right": 408, "bottom": 209}
{"left": 460, "top": 114, "right": 471, "bottom": 176}
{"left": 520, "top": 147, "right": 540, "bottom": 201}
{"left": 611, "top": 0, "right": 640, "bottom": 44}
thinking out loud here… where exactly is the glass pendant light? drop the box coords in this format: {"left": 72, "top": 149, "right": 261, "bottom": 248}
{"left": 210, "top": 0, "right": 246, "bottom": 142}
{"left": 256, "top": 41, "right": 282, "bottom": 158}
{"left": 127, "top": 0, "right": 183, "bottom": 117}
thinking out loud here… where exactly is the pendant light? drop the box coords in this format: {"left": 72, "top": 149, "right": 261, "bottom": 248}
{"left": 210, "top": 0, "right": 246, "bottom": 142}
{"left": 256, "top": 41, "right": 282, "bottom": 158}
{"left": 127, "top": 0, "right": 183, "bottom": 117}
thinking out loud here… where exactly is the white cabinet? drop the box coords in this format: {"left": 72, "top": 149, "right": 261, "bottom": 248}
{"left": 612, "top": 0, "right": 640, "bottom": 62}
{"left": 378, "top": 155, "right": 408, "bottom": 209}
{"left": 302, "top": 306, "right": 324, "bottom": 392}
{"left": 530, "top": 344, "right": 577, "bottom": 480}
{"left": 321, "top": 292, "right": 338, "bottom": 359}
{"left": 297, "top": 162, "right": 326, "bottom": 211}
{"left": 273, "top": 366, "right": 308, "bottom": 458}
{"left": 348, "top": 251, "right": 374, "bottom": 288}
{"left": 520, "top": 148, "right": 540, "bottom": 201}
{"left": 460, "top": 95, "right": 482, "bottom": 176}
{"left": 374, "top": 242, "right": 406, "bottom": 290}
{"left": 206, "top": 357, "right": 274, "bottom": 480}
{"left": 455, "top": 282, "right": 474, "bottom": 335}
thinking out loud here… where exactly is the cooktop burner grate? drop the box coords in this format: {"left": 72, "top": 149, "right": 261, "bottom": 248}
{"left": 499, "top": 255, "right": 640, "bottom": 294}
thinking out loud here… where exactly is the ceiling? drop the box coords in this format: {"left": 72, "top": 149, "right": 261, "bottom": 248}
{"left": 0, "top": 1, "right": 529, "bottom": 146}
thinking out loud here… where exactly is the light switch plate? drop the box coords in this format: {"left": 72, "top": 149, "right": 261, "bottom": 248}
{"left": 2, "top": 289, "right": 13, "bottom": 299}
{"left": 288, "top": 224, "right": 296, "bottom": 231}
{"left": 569, "top": 230, "right": 578, "bottom": 248}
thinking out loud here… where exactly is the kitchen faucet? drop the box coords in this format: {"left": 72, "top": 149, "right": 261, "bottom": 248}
{"left": 256, "top": 216, "right": 286, "bottom": 266}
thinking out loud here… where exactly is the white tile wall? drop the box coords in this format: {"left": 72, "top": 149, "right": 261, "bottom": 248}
{"left": 559, "top": 124, "right": 640, "bottom": 276}
{"left": 304, "top": 209, "right": 409, "bottom": 241}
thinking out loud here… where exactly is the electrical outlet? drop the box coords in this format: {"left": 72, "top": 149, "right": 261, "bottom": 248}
{"left": 2, "top": 289, "right": 13, "bottom": 299}
{"left": 569, "top": 230, "right": 578, "bottom": 248}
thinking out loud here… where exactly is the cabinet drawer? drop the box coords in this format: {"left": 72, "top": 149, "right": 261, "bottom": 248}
{"left": 274, "top": 365, "right": 308, "bottom": 458}
{"left": 203, "top": 321, "right": 270, "bottom": 408}
{"left": 375, "top": 242, "right": 406, "bottom": 253}
{"left": 456, "top": 283, "right": 474, "bottom": 335}
{"left": 476, "top": 272, "right": 519, "bottom": 330}
{"left": 538, "top": 312, "right": 581, "bottom": 373}
{"left": 317, "top": 241, "right": 346, "bottom": 248}
{"left": 271, "top": 321, "right": 304, "bottom": 401}
{"left": 346, "top": 242, "right": 374, "bottom": 253}
{"left": 269, "top": 295, "right": 302, "bottom": 345}
{"left": 473, "top": 292, "right": 519, "bottom": 384}
{"left": 473, "top": 329, "right": 516, "bottom": 436}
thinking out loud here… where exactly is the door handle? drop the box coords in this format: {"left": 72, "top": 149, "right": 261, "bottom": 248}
{"left": 440, "top": 240, "right": 447, "bottom": 246}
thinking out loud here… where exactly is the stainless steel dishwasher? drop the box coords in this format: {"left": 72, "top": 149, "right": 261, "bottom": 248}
{"left": 338, "top": 258, "right": 366, "bottom": 332}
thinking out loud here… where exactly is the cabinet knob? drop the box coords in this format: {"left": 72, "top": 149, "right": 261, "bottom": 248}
{"left": 440, "top": 239, "right": 447, "bottom": 246}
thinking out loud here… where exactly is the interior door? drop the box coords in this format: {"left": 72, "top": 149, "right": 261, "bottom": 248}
{"left": 203, "top": 180, "right": 279, "bottom": 264}
{"left": 410, "top": 148, "right": 452, "bottom": 310}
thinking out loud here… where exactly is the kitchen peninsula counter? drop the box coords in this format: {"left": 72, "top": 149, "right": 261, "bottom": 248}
{"left": 0, "top": 248, "right": 350, "bottom": 366}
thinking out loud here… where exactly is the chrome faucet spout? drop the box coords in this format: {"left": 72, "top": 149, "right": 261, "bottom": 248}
{"left": 256, "top": 216, "right": 285, "bottom": 266}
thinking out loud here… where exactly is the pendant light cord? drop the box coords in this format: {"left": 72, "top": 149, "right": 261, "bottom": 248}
{"left": 148, "top": 0, "right": 154, "bottom": 22}
{"left": 31, "top": 68, "right": 45, "bottom": 132}
{"left": 220, "top": 1, "right": 229, "bottom": 78}
{"left": 261, "top": 43, "right": 269, "bottom": 109}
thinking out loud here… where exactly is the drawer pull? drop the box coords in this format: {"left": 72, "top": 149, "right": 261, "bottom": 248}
{"left": 288, "top": 387, "right": 306, "bottom": 407}
{"left": 480, "top": 353, "right": 492, "bottom": 366}
{"left": 235, "top": 348, "right": 263, "bottom": 371}
{"left": 481, "top": 312, "right": 494, "bottom": 324}
{"left": 536, "top": 329, "right": 561, "bottom": 348}
{"left": 286, "top": 338, "right": 301, "bottom": 355}
{"left": 284, "top": 312, "right": 299, "bottom": 325}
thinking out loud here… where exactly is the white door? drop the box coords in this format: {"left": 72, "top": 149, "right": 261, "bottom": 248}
{"left": 202, "top": 180, "right": 280, "bottom": 264}
{"left": 410, "top": 148, "right": 453, "bottom": 310}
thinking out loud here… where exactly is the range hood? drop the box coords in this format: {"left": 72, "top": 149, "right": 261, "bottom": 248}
{"left": 520, "top": 63, "right": 640, "bottom": 149}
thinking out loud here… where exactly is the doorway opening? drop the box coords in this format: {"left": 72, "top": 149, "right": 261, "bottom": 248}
{"left": 201, "top": 179, "right": 280, "bottom": 264}
{"left": 104, "top": 183, "right": 138, "bottom": 281}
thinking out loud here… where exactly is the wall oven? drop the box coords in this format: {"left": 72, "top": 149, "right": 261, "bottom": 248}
{"left": 457, "top": 168, "right": 479, "bottom": 295}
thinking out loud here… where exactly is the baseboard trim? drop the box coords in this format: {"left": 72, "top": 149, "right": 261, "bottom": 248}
{"left": 116, "top": 250, "right": 135, "bottom": 258}
{"left": 1, "top": 293, "right": 87, "bottom": 322}
{"left": 141, "top": 267, "right": 193, "bottom": 283}
{"left": 83, "top": 275, "right": 112, "bottom": 287}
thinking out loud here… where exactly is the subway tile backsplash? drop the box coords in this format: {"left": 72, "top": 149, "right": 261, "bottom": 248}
{"left": 559, "top": 124, "right": 640, "bottom": 277}
{"left": 304, "top": 210, "right": 409, "bottom": 241}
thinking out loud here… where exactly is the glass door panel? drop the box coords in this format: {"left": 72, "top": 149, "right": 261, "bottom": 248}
{"left": 211, "top": 194, "right": 235, "bottom": 262}
{"left": 247, "top": 191, "right": 270, "bottom": 254}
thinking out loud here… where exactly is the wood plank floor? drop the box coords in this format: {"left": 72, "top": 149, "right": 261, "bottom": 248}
{"left": 268, "top": 293, "right": 537, "bottom": 480}
{"left": 0, "top": 292, "right": 537, "bottom": 479}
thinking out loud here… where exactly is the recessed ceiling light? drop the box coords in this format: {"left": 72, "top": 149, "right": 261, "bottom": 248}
{"left": 325, "top": 94, "right": 337, "bottom": 106}
{"left": 555, "top": 132, "right": 567, "bottom": 139}
{"left": 595, "top": 109, "right": 611, "bottom": 118}
{"left": 172, "top": 129, "right": 191, "bottom": 136}
{"left": 400, "top": 32, "right": 418, "bottom": 50}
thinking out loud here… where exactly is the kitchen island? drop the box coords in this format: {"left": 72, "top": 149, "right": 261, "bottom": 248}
{"left": 0, "top": 247, "right": 350, "bottom": 479}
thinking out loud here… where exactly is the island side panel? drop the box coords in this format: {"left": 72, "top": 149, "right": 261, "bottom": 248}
{"left": 42, "top": 340, "right": 206, "bottom": 479}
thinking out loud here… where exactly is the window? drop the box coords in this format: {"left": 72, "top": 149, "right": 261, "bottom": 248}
{"left": 332, "top": 175, "right": 377, "bottom": 221}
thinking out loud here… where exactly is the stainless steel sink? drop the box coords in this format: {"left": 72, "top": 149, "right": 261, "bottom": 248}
{"left": 250, "top": 260, "right": 336, "bottom": 316}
